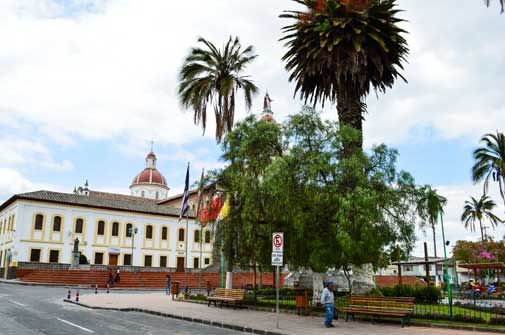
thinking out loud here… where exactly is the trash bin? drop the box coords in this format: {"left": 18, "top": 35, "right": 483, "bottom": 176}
{"left": 295, "top": 288, "right": 309, "bottom": 315}
{"left": 171, "top": 281, "right": 180, "bottom": 296}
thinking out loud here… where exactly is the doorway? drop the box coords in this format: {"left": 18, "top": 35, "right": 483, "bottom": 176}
{"left": 176, "top": 257, "right": 185, "bottom": 272}
{"left": 109, "top": 254, "right": 118, "bottom": 267}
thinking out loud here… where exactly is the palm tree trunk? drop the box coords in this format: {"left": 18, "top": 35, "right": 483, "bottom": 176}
{"left": 479, "top": 218, "right": 484, "bottom": 242}
{"left": 432, "top": 225, "right": 437, "bottom": 258}
{"left": 336, "top": 86, "right": 364, "bottom": 157}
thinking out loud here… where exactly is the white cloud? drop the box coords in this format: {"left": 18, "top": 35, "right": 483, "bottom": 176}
{"left": 0, "top": 168, "right": 63, "bottom": 203}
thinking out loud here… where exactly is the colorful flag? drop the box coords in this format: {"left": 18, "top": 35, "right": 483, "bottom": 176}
{"left": 179, "top": 163, "right": 190, "bottom": 221}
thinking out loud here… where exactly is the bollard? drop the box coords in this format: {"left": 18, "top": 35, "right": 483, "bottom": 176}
{"left": 95, "top": 284, "right": 98, "bottom": 294}
{"left": 76, "top": 289, "right": 80, "bottom": 302}
{"left": 67, "top": 288, "right": 71, "bottom": 300}
{"left": 107, "top": 284, "right": 110, "bottom": 294}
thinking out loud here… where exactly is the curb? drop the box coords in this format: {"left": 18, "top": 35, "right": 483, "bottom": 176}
{"left": 63, "top": 299, "right": 286, "bottom": 335}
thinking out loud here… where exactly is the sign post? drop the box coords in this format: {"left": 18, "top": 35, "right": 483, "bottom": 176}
{"left": 272, "top": 232, "right": 283, "bottom": 329}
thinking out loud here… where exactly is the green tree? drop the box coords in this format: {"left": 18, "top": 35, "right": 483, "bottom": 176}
{"left": 485, "top": 0, "right": 505, "bottom": 13}
{"left": 461, "top": 195, "right": 503, "bottom": 242}
{"left": 417, "top": 186, "right": 447, "bottom": 258}
{"left": 280, "top": 0, "right": 408, "bottom": 155}
{"left": 178, "top": 36, "right": 259, "bottom": 142}
{"left": 472, "top": 132, "right": 505, "bottom": 207}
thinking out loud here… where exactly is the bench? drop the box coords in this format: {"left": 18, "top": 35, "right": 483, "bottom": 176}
{"left": 341, "top": 295, "right": 415, "bottom": 327}
{"left": 206, "top": 288, "right": 245, "bottom": 308}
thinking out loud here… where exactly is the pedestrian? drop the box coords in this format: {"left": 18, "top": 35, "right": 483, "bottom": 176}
{"left": 115, "top": 268, "right": 120, "bottom": 283}
{"left": 165, "top": 274, "right": 171, "bottom": 296}
{"left": 321, "top": 281, "right": 336, "bottom": 328}
{"left": 108, "top": 270, "right": 114, "bottom": 286}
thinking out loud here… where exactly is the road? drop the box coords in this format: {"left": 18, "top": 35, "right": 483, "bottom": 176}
{"left": 0, "top": 283, "right": 245, "bottom": 335}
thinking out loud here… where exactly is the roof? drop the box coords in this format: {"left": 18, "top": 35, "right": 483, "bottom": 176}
{"left": 392, "top": 256, "right": 449, "bottom": 265}
{"left": 88, "top": 191, "right": 158, "bottom": 204}
{"left": 459, "top": 263, "right": 505, "bottom": 269}
{"left": 0, "top": 190, "right": 195, "bottom": 218}
{"left": 131, "top": 168, "right": 168, "bottom": 187}
{"left": 157, "top": 184, "right": 216, "bottom": 206}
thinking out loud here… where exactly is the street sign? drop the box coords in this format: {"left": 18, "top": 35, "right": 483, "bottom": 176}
{"left": 272, "top": 232, "right": 284, "bottom": 252}
{"left": 271, "top": 252, "right": 283, "bottom": 266}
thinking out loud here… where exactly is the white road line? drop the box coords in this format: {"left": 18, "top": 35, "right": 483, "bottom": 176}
{"left": 57, "top": 318, "right": 94, "bottom": 333}
{"left": 8, "top": 299, "right": 27, "bottom": 307}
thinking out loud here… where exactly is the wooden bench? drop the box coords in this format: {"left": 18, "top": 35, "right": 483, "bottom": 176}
{"left": 206, "top": 288, "right": 245, "bottom": 308}
{"left": 341, "top": 295, "right": 415, "bottom": 327}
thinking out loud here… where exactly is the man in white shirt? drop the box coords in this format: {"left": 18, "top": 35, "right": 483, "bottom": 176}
{"left": 321, "top": 281, "right": 335, "bottom": 328}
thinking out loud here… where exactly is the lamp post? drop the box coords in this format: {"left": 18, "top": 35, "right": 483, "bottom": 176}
{"left": 129, "top": 227, "right": 138, "bottom": 267}
{"left": 440, "top": 211, "right": 452, "bottom": 320}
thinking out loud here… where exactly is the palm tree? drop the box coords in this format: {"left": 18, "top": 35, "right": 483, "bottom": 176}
{"left": 280, "top": 0, "right": 408, "bottom": 156}
{"left": 472, "top": 132, "right": 505, "bottom": 207}
{"left": 485, "top": 0, "right": 505, "bottom": 13}
{"left": 461, "top": 195, "right": 503, "bottom": 242}
{"left": 417, "top": 186, "right": 447, "bottom": 258}
{"left": 178, "top": 36, "right": 258, "bottom": 142}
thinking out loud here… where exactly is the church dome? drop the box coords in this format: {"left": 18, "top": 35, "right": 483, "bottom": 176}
{"left": 130, "top": 151, "right": 169, "bottom": 189}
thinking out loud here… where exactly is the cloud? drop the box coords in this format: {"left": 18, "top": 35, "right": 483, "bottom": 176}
{"left": 0, "top": 168, "right": 63, "bottom": 203}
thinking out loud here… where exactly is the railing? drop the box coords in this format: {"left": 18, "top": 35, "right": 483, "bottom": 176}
{"left": 16, "top": 262, "right": 71, "bottom": 270}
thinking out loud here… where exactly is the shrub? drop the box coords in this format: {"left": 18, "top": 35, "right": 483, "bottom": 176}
{"left": 79, "top": 254, "right": 88, "bottom": 265}
{"left": 490, "top": 317, "right": 505, "bottom": 325}
{"left": 377, "top": 284, "right": 441, "bottom": 304}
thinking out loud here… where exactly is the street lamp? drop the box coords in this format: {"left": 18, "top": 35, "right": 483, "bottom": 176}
{"left": 128, "top": 227, "right": 138, "bottom": 267}
{"left": 440, "top": 211, "right": 453, "bottom": 320}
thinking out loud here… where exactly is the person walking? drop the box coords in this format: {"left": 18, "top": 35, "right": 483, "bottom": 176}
{"left": 115, "top": 268, "right": 120, "bottom": 284}
{"left": 321, "top": 281, "right": 336, "bottom": 328}
{"left": 165, "top": 274, "right": 172, "bottom": 296}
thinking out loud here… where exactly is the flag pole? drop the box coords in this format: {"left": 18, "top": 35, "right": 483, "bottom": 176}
{"left": 185, "top": 211, "right": 189, "bottom": 297}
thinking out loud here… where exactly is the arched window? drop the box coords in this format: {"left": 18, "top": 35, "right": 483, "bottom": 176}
{"left": 53, "top": 216, "right": 62, "bottom": 232}
{"left": 75, "top": 218, "right": 83, "bottom": 234}
{"left": 161, "top": 227, "right": 168, "bottom": 240}
{"left": 97, "top": 220, "right": 105, "bottom": 235}
{"left": 194, "top": 230, "right": 200, "bottom": 243}
{"left": 146, "top": 225, "right": 153, "bottom": 239}
{"left": 34, "top": 214, "right": 44, "bottom": 230}
{"left": 155, "top": 191, "right": 159, "bottom": 199}
{"left": 178, "top": 228, "right": 185, "bottom": 242}
{"left": 126, "top": 223, "right": 132, "bottom": 237}
{"left": 141, "top": 191, "right": 145, "bottom": 198}
{"left": 205, "top": 230, "right": 211, "bottom": 243}
{"left": 112, "top": 222, "right": 119, "bottom": 237}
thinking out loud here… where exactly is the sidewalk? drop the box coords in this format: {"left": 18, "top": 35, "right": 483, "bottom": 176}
{"left": 75, "top": 293, "right": 502, "bottom": 335}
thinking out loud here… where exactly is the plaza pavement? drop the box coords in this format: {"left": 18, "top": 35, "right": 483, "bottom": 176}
{"left": 77, "top": 292, "right": 501, "bottom": 335}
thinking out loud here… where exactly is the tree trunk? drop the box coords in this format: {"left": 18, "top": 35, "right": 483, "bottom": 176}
{"left": 432, "top": 224, "right": 437, "bottom": 258}
{"left": 336, "top": 86, "right": 364, "bottom": 157}
{"left": 479, "top": 219, "right": 484, "bottom": 242}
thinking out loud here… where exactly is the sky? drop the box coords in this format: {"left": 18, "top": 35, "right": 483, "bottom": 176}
{"left": 0, "top": 0, "right": 504, "bottom": 257}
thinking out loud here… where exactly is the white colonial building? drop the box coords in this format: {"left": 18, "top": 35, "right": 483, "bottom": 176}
{"left": 0, "top": 151, "right": 214, "bottom": 278}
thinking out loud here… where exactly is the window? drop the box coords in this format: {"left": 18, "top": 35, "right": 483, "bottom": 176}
{"left": 53, "top": 216, "right": 62, "bottom": 232}
{"left": 75, "top": 218, "right": 83, "bottom": 234}
{"left": 49, "top": 250, "right": 59, "bottom": 263}
{"left": 204, "top": 258, "right": 210, "bottom": 265}
{"left": 30, "top": 249, "right": 41, "bottom": 262}
{"left": 141, "top": 191, "right": 145, "bottom": 198}
{"left": 112, "top": 222, "right": 119, "bottom": 237}
{"left": 194, "top": 230, "right": 200, "bottom": 243}
{"left": 94, "top": 252, "right": 104, "bottom": 265}
{"left": 160, "top": 256, "right": 167, "bottom": 267}
{"left": 126, "top": 223, "right": 133, "bottom": 237}
{"left": 161, "top": 227, "right": 168, "bottom": 240}
{"left": 205, "top": 230, "right": 211, "bottom": 243}
{"left": 97, "top": 221, "right": 105, "bottom": 235}
{"left": 34, "top": 214, "right": 44, "bottom": 230}
{"left": 146, "top": 225, "right": 153, "bottom": 239}
{"left": 155, "top": 191, "right": 159, "bottom": 200}
{"left": 178, "top": 228, "right": 185, "bottom": 242}
{"left": 123, "top": 254, "right": 132, "bottom": 266}
{"left": 193, "top": 258, "right": 199, "bottom": 269}
{"left": 144, "top": 255, "right": 152, "bottom": 267}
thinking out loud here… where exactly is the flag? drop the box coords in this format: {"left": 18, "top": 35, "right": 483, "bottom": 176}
{"left": 217, "top": 196, "right": 230, "bottom": 221}
{"left": 196, "top": 168, "right": 205, "bottom": 222}
{"left": 179, "top": 163, "right": 190, "bottom": 221}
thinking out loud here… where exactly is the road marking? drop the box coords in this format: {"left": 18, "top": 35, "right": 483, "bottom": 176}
{"left": 57, "top": 318, "right": 94, "bottom": 333}
{"left": 8, "top": 299, "right": 27, "bottom": 307}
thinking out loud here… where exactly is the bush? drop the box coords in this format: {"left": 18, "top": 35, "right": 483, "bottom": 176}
{"left": 377, "top": 284, "right": 441, "bottom": 304}
{"left": 368, "top": 288, "right": 384, "bottom": 297}
{"left": 79, "top": 254, "right": 88, "bottom": 265}
{"left": 490, "top": 317, "right": 505, "bottom": 325}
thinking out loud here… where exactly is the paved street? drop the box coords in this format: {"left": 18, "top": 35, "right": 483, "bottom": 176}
{"left": 0, "top": 283, "right": 245, "bottom": 335}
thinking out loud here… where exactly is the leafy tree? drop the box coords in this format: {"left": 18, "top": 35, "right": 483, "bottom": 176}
{"left": 453, "top": 240, "right": 505, "bottom": 264}
{"left": 461, "top": 195, "right": 503, "bottom": 242}
{"left": 485, "top": 0, "right": 505, "bottom": 13}
{"left": 214, "top": 107, "right": 421, "bottom": 275}
{"left": 178, "top": 36, "right": 258, "bottom": 142}
{"left": 417, "top": 186, "right": 447, "bottom": 258}
{"left": 472, "top": 132, "right": 505, "bottom": 207}
{"left": 280, "top": 0, "right": 408, "bottom": 155}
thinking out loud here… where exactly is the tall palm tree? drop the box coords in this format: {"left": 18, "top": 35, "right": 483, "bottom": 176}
{"left": 280, "top": 0, "right": 408, "bottom": 156}
{"left": 485, "top": 0, "right": 505, "bottom": 13}
{"left": 178, "top": 37, "right": 258, "bottom": 142}
{"left": 461, "top": 195, "right": 503, "bottom": 242}
{"left": 472, "top": 132, "right": 505, "bottom": 207}
{"left": 417, "top": 186, "right": 447, "bottom": 258}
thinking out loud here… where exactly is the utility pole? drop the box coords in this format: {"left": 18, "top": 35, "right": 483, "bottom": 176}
{"left": 440, "top": 212, "right": 453, "bottom": 320}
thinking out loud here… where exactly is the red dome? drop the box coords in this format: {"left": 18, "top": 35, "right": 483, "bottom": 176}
{"left": 131, "top": 168, "right": 167, "bottom": 187}
{"left": 146, "top": 151, "right": 156, "bottom": 159}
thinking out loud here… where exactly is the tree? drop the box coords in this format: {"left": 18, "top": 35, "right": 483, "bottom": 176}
{"left": 280, "top": 0, "right": 408, "bottom": 155}
{"left": 472, "top": 132, "right": 505, "bottom": 207}
{"left": 213, "top": 107, "right": 421, "bottom": 276}
{"left": 485, "top": 0, "right": 505, "bottom": 13}
{"left": 417, "top": 186, "right": 447, "bottom": 258}
{"left": 461, "top": 195, "right": 503, "bottom": 242}
{"left": 178, "top": 36, "right": 259, "bottom": 142}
